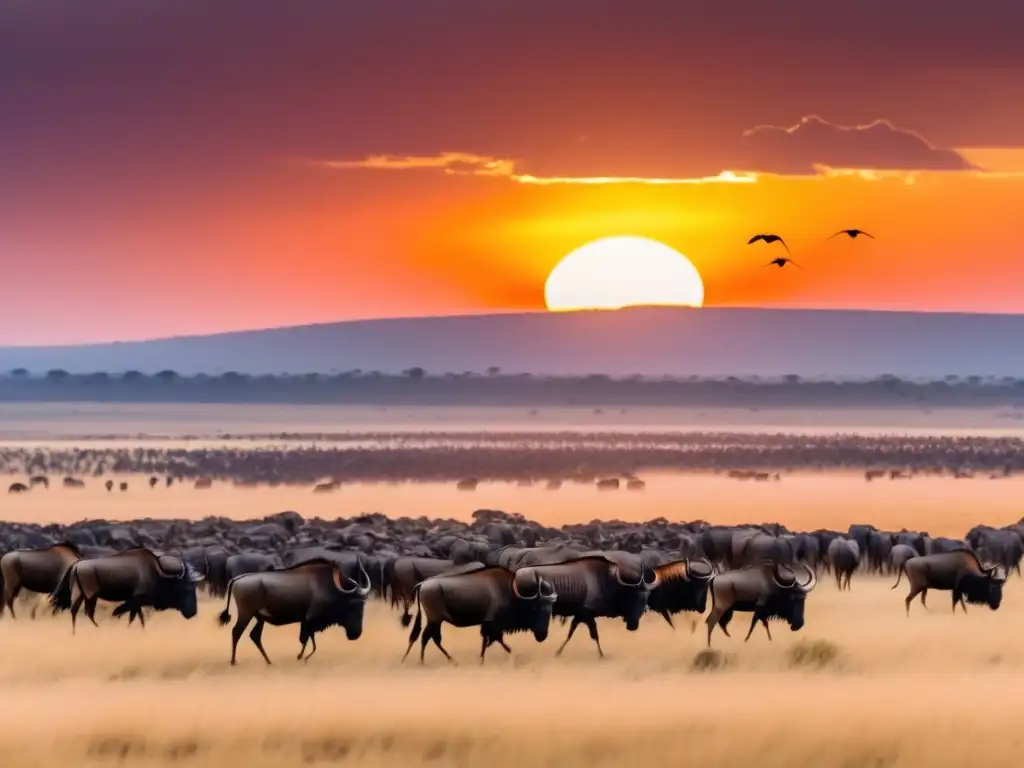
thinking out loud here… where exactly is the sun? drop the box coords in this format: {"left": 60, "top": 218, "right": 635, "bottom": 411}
{"left": 544, "top": 236, "right": 704, "bottom": 311}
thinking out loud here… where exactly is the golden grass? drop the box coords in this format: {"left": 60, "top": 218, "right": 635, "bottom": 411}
{"left": 0, "top": 573, "right": 1022, "bottom": 766}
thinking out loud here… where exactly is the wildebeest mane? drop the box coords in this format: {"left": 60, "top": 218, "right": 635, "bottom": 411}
{"left": 49, "top": 541, "right": 82, "bottom": 557}
{"left": 958, "top": 572, "right": 995, "bottom": 604}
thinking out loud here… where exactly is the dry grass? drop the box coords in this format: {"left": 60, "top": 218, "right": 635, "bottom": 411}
{"left": 0, "top": 574, "right": 1022, "bottom": 766}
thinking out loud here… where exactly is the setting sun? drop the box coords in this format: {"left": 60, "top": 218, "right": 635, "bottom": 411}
{"left": 544, "top": 236, "right": 705, "bottom": 312}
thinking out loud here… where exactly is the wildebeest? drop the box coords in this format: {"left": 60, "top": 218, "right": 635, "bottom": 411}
{"left": 385, "top": 556, "right": 460, "bottom": 625}
{"left": 704, "top": 561, "right": 817, "bottom": 647}
{"left": 402, "top": 564, "right": 557, "bottom": 664}
{"left": 0, "top": 542, "right": 81, "bottom": 619}
{"left": 7, "top": 482, "right": 28, "bottom": 494}
{"left": 827, "top": 537, "right": 860, "bottom": 590}
{"left": 891, "top": 549, "right": 1007, "bottom": 615}
{"left": 217, "top": 559, "right": 372, "bottom": 665}
{"left": 888, "top": 544, "right": 918, "bottom": 575}
{"left": 645, "top": 558, "right": 716, "bottom": 631}
{"left": 50, "top": 549, "right": 205, "bottom": 632}
{"left": 225, "top": 552, "right": 280, "bottom": 581}
{"left": 522, "top": 555, "right": 655, "bottom": 657}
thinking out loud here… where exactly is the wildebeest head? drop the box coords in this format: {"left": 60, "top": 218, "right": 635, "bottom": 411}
{"left": 961, "top": 563, "right": 1007, "bottom": 610}
{"left": 611, "top": 562, "right": 657, "bottom": 631}
{"left": 647, "top": 558, "right": 717, "bottom": 617}
{"left": 152, "top": 558, "right": 206, "bottom": 619}
{"left": 769, "top": 562, "right": 817, "bottom": 632}
{"left": 511, "top": 570, "right": 558, "bottom": 641}
{"left": 330, "top": 564, "right": 373, "bottom": 640}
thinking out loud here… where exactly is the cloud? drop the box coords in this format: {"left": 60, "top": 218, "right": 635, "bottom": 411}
{"left": 738, "top": 115, "right": 981, "bottom": 175}
{"left": 314, "top": 152, "right": 756, "bottom": 186}
{"left": 313, "top": 116, "right": 985, "bottom": 186}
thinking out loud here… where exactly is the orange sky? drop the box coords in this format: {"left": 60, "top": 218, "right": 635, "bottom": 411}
{"left": 4, "top": 3, "right": 1024, "bottom": 344}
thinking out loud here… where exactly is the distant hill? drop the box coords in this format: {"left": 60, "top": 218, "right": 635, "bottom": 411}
{"left": 0, "top": 307, "right": 1022, "bottom": 378}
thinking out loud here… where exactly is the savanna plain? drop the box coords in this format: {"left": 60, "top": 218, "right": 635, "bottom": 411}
{"left": 3, "top": 404, "right": 1024, "bottom": 767}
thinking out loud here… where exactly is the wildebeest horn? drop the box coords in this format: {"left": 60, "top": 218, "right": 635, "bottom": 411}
{"left": 355, "top": 564, "right": 372, "bottom": 596}
{"left": 334, "top": 566, "right": 358, "bottom": 594}
{"left": 186, "top": 564, "right": 205, "bottom": 583}
{"left": 772, "top": 563, "right": 797, "bottom": 589}
{"left": 642, "top": 565, "right": 658, "bottom": 588}
{"left": 539, "top": 577, "right": 558, "bottom": 602}
{"left": 613, "top": 564, "right": 643, "bottom": 588}
{"left": 512, "top": 572, "right": 539, "bottom": 600}
{"left": 796, "top": 562, "right": 817, "bottom": 592}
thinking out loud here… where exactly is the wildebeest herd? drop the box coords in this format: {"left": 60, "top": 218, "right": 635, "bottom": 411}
{"left": 0, "top": 509, "right": 1016, "bottom": 664}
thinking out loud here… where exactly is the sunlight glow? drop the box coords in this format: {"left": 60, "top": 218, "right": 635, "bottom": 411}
{"left": 544, "top": 236, "right": 705, "bottom": 312}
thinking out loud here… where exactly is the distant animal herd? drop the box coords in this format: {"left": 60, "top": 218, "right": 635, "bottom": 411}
{"left": 0, "top": 510, "right": 1016, "bottom": 665}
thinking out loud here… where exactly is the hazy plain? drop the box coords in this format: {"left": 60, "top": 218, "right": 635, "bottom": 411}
{"left": 2, "top": 402, "right": 1023, "bottom": 766}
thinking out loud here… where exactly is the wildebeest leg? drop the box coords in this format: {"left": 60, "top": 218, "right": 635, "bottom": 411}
{"left": 297, "top": 625, "right": 318, "bottom": 662}
{"left": 743, "top": 612, "right": 770, "bottom": 642}
{"left": 423, "top": 623, "right": 454, "bottom": 664}
{"left": 229, "top": 614, "right": 251, "bottom": 665}
{"left": 919, "top": 588, "right": 928, "bottom": 610}
{"left": 719, "top": 608, "right": 734, "bottom": 637}
{"left": 6, "top": 584, "right": 19, "bottom": 619}
{"left": 835, "top": 570, "right": 843, "bottom": 590}
{"left": 84, "top": 597, "right": 100, "bottom": 628}
{"left": 658, "top": 610, "right": 675, "bottom": 630}
{"left": 583, "top": 617, "right": 605, "bottom": 658}
{"left": 555, "top": 617, "right": 582, "bottom": 656}
{"left": 905, "top": 586, "right": 923, "bottom": 616}
{"left": 249, "top": 618, "right": 272, "bottom": 665}
{"left": 69, "top": 595, "right": 84, "bottom": 634}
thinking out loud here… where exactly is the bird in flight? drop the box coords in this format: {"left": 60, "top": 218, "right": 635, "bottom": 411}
{"left": 747, "top": 233, "right": 791, "bottom": 254}
{"left": 765, "top": 257, "right": 802, "bottom": 269}
{"left": 828, "top": 228, "right": 875, "bottom": 240}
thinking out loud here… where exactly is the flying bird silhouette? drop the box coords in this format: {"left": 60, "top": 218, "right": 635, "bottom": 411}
{"left": 765, "top": 257, "right": 802, "bottom": 269}
{"left": 747, "top": 233, "right": 791, "bottom": 254}
{"left": 828, "top": 228, "right": 875, "bottom": 240}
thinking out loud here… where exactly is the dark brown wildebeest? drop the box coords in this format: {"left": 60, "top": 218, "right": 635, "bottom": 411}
{"left": 827, "top": 537, "right": 860, "bottom": 591}
{"left": 0, "top": 542, "right": 81, "bottom": 618}
{"left": 402, "top": 564, "right": 557, "bottom": 664}
{"left": 104, "top": 480, "right": 114, "bottom": 492}
{"left": 62, "top": 477, "right": 85, "bottom": 489}
{"left": 149, "top": 476, "right": 159, "bottom": 489}
{"left": 118, "top": 482, "right": 128, "bottom": 492}
{"left": 645, "top": 558, "right": 717, "bottom": 631}
{"left": 596, "top": 477, "right": 620, "bottom": 491}
{"left": 704, "top": 561, "right": 817, "bottom": 647}
{"left": 7, "top": 482, "right": 28, "bottom": 494}
{"left": 195, "top": 477, "right": 213, "bottom": 489}
{"left": 520, "top": 555, "right": 655, "bottom": 657}
{"left": 385, "top": 556, "right": 461, "bottom": 626}
{"left": 891, "top": 549, "right": 1007, "bottom": 615}
{"left": 28, "top": 475, "right": 49, "bottom": 490}
{"left": 50, "top": 549, "right": 204, "bottom": 633}
{"left": 217, "top": 559, "right": 371, "bottom": 665}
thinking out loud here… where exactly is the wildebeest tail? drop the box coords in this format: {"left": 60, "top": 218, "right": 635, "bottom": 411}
{"left": 49, "top": 563, "right": 75, "bottom": 612}
{"left": 890, "top": 563, "right": 906, "bottom": 590}
{"left": 217, "top": 576, "right": 237, "bottom": 626}
{"left": 406, "top": 584, "right": 423, "bottom": 645}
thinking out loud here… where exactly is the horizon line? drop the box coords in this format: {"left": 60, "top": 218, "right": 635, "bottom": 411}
{"left": 5, "top": 304, "right": 1024, "bottom": 350}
